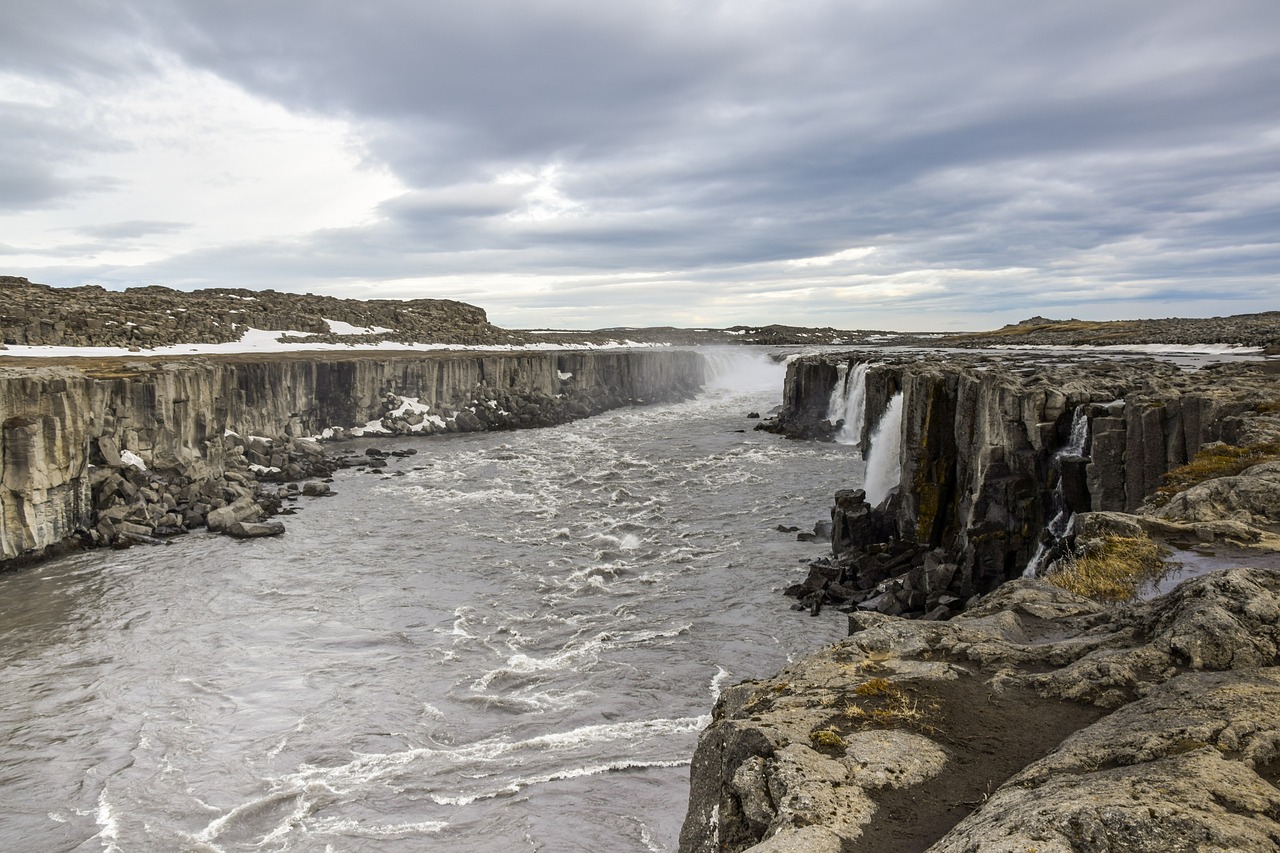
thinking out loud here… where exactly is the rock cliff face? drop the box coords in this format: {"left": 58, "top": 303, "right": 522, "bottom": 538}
{"left": 766, "top": 354, "right": 1280, "bottom": 605}
{"left": 0, "top": 349, "right": 705, "bottom": 566}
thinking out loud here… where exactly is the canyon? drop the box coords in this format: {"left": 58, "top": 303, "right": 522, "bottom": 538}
{"left": 0, "top": 349, "right": 704, "bottom": 566}
{"left": 682, "top": 349, "right": 1280, "bottom": 851}
{"left": 3, "top": 279, "right": 1279, "bottom": 850}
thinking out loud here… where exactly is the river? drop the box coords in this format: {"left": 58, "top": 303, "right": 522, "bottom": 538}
{"left": 0, "top": 350, "right": 861, "bottom": 852}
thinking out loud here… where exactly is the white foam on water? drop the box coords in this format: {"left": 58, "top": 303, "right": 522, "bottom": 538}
{"left": 699, "top": 348, "right": 789, "bottom": 396}
{"left": 427, "top": 758, "right": 692, "bottom": 806}
{"left": 93, "top": 786, "right": 123, "bottom": 853}
{"left": 308, "top": 816, "right": 448, "bottom": 838}
{"left": 831, "top": 362, "right": 872, "bottom": 447}
{"left": 709, "top": 666, "right": 732, "bottom": 701}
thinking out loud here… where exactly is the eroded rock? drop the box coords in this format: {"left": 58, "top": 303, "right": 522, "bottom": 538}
{"left": 680, "top": 569, "right": 1280, "bottom": 852}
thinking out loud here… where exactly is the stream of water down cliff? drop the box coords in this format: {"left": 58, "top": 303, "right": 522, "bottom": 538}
{"left": 0, "top": 350, "right": 861, "bottom": 853}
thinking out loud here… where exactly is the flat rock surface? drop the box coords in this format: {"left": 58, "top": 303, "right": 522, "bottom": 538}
{"left": 680, "top": 569, "right": 1280, "bottom": 852}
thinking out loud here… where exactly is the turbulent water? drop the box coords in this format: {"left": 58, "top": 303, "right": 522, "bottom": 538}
{"left": 0, "top": 350, "right": 863, "bottom": 853}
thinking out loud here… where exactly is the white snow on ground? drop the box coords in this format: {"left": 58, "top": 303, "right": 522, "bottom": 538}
{"left": 119, "top": 450, "right": 147, "bottom": 470}
{"left": 323, "top": 318, "right": 393, "bottom": 335}
{"left": 0, "top": 327, "right": 667, "bottom": 358}
{"left": 347, "top": 396, "right": 451, "bottom": 437}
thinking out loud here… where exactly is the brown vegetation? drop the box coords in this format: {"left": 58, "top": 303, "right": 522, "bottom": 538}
{"left": 1046, "top": 534, "right": 1166, "bottom": 601}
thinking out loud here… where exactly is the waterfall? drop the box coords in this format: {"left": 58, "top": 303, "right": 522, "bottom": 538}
{"left": 863, "top": 392, "right": 904, "bottom": 506}
{"left": 699, "top": 347, "right": 788, "bottom": 395}
{"left": 826, "top": 363, "right": 850, "bottom": 427}
{"left": 824, "top": 362, "right": 870, "bottom": 448}
{"left": 1023, "top": 406, "right": 1091, "bottom": 578}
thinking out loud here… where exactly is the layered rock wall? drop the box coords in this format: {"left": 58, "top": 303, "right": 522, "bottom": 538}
{"left": 768, "top": 354, "right": 1277, "bottom": 597}
{"left": 0, "top": 349, "right": 705, "bottom": 565}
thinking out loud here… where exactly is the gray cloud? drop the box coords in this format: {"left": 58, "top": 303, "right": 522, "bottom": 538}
{"left": 5, "top": 0, "right": 1280, "bottom": 328}
{"left": 73, "top": 220, "right": 192, "bottom": 239}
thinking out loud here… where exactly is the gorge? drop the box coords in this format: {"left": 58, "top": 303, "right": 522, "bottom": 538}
{"left": 682, "top": 348, "right": 1280, "bottom": 852}
{"left": 2, "top": 305, "right": 1279, "bottom": 850}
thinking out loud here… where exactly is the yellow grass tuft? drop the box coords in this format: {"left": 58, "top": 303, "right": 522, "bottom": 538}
{"left": 1046, "top": 535, "right": 1166, "bottom": 601}
{"left": 1155, "top": 441, "right": 1280, "bottom": 499}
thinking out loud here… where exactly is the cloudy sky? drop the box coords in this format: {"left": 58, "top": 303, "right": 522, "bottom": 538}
{"left": 1, "top": 1, "right": 1277, "bottom": 331}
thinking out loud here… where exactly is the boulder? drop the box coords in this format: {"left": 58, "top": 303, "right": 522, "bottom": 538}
{"left": 205, "top": 496, "right": 263, "bottom": 532}
{"left": 1154, "top": 461, "right": 1280, "bottom": 527}
{"left": 225, "top": 521, "right": 285, "bottom": 538}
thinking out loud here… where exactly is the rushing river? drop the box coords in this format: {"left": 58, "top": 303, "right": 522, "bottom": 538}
{"left": 0, "top": 350, "right": 862, "bottom": 852}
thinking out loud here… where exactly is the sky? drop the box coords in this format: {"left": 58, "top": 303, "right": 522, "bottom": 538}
{"left": 1, "top": 1, "right": 1277, "bottom": 331}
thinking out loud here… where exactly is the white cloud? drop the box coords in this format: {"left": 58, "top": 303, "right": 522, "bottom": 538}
{"left": 0, "top": 54, "right": 403, "bottom": 270}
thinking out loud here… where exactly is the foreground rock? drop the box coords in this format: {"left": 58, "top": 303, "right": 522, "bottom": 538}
{"left": 680, "top": 568, "right": 1280, "bottom": 852}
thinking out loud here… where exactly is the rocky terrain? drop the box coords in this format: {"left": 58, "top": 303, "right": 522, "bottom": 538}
{"left": 681, "top": 569, "right": 1280, "bottom": 852}
{"left": 682, "top": 347, "right": 1280, "bottom": 850}
{"left": 0, "top": 275, "right": 519, "bottom": 348}
{"left": 935, "top": 313, "right": 1280, "bottom": 352}
{"left": 0, "top": 276, "right": 895, "bottom": 350}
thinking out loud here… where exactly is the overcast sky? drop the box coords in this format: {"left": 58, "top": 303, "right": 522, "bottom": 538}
{"left": 1, "top": 1, "right": 1276, "bottom": 330}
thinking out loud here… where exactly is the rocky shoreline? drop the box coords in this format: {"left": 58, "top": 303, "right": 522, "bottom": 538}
{"left": 680, "top": 348, "right": 1280, "bottom": 850}
{"left": 681, "top": 569, "right": 1280, "bottom": 852}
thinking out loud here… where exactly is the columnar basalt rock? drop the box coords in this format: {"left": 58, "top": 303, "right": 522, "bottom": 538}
{"left": 764, "top": 354, "right": 1280, "bottom": 618}
{"left": 0, "top": 349, "right": 705, "bottom": 566}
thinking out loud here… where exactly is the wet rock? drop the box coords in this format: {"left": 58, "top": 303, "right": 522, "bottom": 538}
{"left": 225, "top": 520, "right": 285, "bottom": 538}
{"left": 205, "top": 496, "right": 263, "bottom": 532}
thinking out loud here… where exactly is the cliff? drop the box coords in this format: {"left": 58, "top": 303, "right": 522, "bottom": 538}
{"left": 0, "top": 349, "right": 705, "bottom": 566}
{"left": 681, "top": 350, "right": 1280, "bottom": 850}
{"left": 765, "top": 353, "right": 1280, "bottom": 613}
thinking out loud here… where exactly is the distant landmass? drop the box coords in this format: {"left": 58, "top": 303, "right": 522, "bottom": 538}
{"left": 1, "top": 276, "right": 1276, "bottom": 353}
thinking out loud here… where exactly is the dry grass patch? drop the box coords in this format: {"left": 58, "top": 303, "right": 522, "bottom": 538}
{"left": 1154, "top": 441, "right": 1280, "bottom": 502}
{"left": 836, "top": 678, "right": 941, "bottom": 735}
{"left": 1046, "top": 534, "right": 1166, "bottom": 601}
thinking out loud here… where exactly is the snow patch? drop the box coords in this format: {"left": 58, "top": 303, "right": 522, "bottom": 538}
{"left": 119, "top": 450, "right": 147, "bottom": 471}
{"left": 324, "top": 318, "right": 393, "bottom": 336}
{"left": 0, "top": 327, "right": 671, "bottom": 357}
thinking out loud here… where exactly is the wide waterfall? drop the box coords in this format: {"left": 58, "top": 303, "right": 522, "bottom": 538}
{"left": 862, "top": 392, "right": 904, "bottom": 506}
{"left": 824, "top": 362, "right": 871, "bottom": 448}
{"left": 1024, "top": 406, "right": 1091, "bottom": 577}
